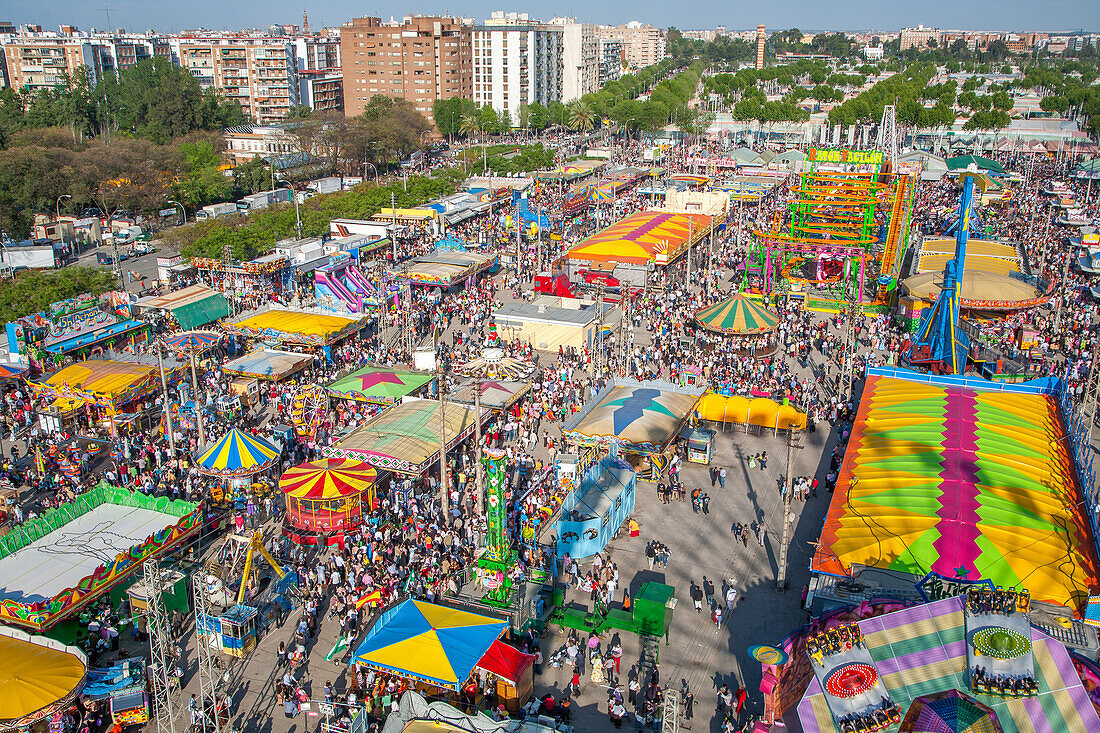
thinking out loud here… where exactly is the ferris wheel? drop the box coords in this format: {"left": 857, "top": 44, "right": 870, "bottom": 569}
{"left": 290, "top": 383, "right": 329, "bottom": 439}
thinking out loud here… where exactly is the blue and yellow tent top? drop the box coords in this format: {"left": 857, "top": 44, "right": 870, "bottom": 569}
{"left": 348, "top": 599, "right": 506, "bottom": 690}
{"left": 194, "top": 428, "right": 280, "bottom": 477}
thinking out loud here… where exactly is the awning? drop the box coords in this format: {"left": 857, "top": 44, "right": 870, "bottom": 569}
{"left": 170, "top": 292, "right": 230, "bottom": 329}
{"left": 475, "top": 640, "right": 534, "bottom": 686}
{"left": 42, "top": 320, "right": 148, "bottom": 354}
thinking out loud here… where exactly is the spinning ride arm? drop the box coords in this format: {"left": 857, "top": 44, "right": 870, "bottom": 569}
{"left": 903, "top": 172, "right": 985, "bottom": 375}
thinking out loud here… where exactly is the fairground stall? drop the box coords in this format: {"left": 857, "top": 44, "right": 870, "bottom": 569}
{"left": 29, "top": 356, "right": 186, "bottom": 436}
{"left": 556, "top": 453, "right": 636, "bottom": 559}
{"left": 133, "top": 284, "right": 229, "bottom": 330}
{"left": 693, "top": 292, "right": 782, "bottom": 356}
{"left": 222, "top": 307, "right": 370, "bottom": 361}
{"left": 5, "top": 292, "right": 148, "bottom": 368}
{"left": 348, "top": 599, "right": 507, "bottom": 700}
{"left": 565, "top": 210, "right": 715, "bottom": 286}
{"left": 323, "top": 399, "right": 484, "bottom": 476}
{"left": 192, "top": 253, "right": 294, "bottom": 300}
{"left": 0, "top": 485, "right": 201, "bottom": 634}
{"left": 279, "top": 458, "right": 378, "bottom": 546}
{"left": 193, "top": 428, "right": 281, "bottom": 510}
{"left": 0, "top": 627, "right": 88, "bottom": 731}
{"left": 326, "top": 365, "right": 436, "bottom": 406}
{"left": 222, "top": 349, "right": 314, "bottom": 383}
{"left": 809, "top": 369, "right": 1100, "bottom": 616}
{"left": 390, "top": 251, "right": 497, "bottom": 289}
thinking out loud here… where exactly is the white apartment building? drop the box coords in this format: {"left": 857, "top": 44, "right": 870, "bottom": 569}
{"left": 473, "top": 12, "right": 563, "bottom": 126}
{"left": 556, "top": 19, "right": 599, "bottom": 102}
{"left": 599, "top": 38, "right": 622, "bottom": 85}
{"left": 292, "top": 35, "right": 340, "bottom": 71}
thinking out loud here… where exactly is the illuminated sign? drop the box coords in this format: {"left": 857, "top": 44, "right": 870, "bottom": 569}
{"left": 807, "top": 149, "right": 884, "bottom": 165}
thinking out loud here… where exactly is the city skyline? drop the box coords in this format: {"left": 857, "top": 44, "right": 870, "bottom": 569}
{"left": 3, "top": 0, "right": 1097, "bottom": 35}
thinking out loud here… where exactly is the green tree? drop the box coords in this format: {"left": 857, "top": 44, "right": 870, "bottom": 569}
{"left": 233, "top": 155, "right": 271, "bottom": 195}
{"left": 176, "top": 139, "right": 233, "bottom": 207}
{"left": 432, "top": 98, "right": 476, "bottom": 137}
{"left": 0, "top": 267, "right": 118, "bottom": 322}
{"left": 567, "top": 101, "right": 597, "bottom": 132}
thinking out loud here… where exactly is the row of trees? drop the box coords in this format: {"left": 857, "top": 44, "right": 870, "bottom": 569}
{"left": 167, "top": 169, "right": 465, "bottom": 261}
{"left": 0, "top": 267, "right": 117, "bottom": 323}
{"left": 0, "top": 58, "right": 245, "bottom": 148}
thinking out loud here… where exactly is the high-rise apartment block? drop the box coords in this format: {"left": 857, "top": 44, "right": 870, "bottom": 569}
{"left": 598, "top": 38, "right": 622, "bottom": 85}
{"left": 172, "top": 37, "right": 299, "bottom": 125}
{"left": 340, "top": 15, "right": 472, "bottom": 123}
{"left": 595, "top": 22, "right": 665, "bottom": 69}
{"left": 755, "top": 24, "right": 766, "bottom": 69}
{"left": 473, "top": 13, "right": 562, "bottom": 125}
{"left": 559, "top": 19, "right": 599, "bottom": 102}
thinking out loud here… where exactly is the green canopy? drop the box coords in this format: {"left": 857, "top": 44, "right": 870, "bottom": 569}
{"left": 945, "top": 155, "right": 1005, "bottom": 175}
{"left": 170, "top": 292, "right": 230, "bottom": 329}
{"left": 695, "top": 294, "right": 779, "bottom": 335}
{"left": 327, "top": 365, "right": 435, "bottom": 404}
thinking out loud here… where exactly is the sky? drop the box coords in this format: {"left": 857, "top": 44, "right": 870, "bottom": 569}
{"left": 3, "top": 0, "right": 1097, "bottom": 34}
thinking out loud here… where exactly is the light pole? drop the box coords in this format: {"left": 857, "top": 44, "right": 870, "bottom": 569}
{"left": 362, "top": 162, "right": 378, "bottom": 185}
{"left": 276, "top": 181, "right": 303, "bottom": 239}
{"left": 167, "top": 200, "right": 187, "bottom": 226}
{"left": 56, "top": 194, "right": 71, "bottom": 252}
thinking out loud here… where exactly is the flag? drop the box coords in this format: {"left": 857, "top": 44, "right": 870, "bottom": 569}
{"left": 324, "top": 634, "right": 352, "bottom": 661}
{"left": 35, "top": 446, "right": 45, "bottom": 477}
{"left": 355, "top": 589, "right": 382, "bottom": 610}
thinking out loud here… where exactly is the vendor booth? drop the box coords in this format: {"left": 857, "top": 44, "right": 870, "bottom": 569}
{"left": 556, "top": 453, "right": 636, "bottom": 559}
{"left": 279, "top": 458, "right": 378, "bottom": 546}
{"left": 474, "top": 639, "right": 535, "bottom": 714}
{"left": 222, "top": 307, "right": 369, "bottom": 361}
{"left": 222, "top": 348, "right": 314, "bottom": 381}
{"left": 0, "top": 628, "right": 88, "bottom": 730}
{"left": 327, "top": 365, "right": 435, "bottom": 405}
{"left": 348, "top": 599, "right": 507, "bottom": 691}
{"left": 562, "top": 378, "right": 706, "bottom": 455}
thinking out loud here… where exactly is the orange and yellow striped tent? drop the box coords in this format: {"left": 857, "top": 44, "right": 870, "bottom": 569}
{"left": 566, "top": 211, "right": 712, "bottom": 266}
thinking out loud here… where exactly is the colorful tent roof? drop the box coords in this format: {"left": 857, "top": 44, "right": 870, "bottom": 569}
{"left": 448, "top": 379, "right": 532, "bottom": 411}
{"left": 696, "top": 394, "right": 806, "bottom": 431}
{"left": 792, "top": 596, "right": 1100, "bottom": 733}
{"left": 323, "top": 400, "right": 480, "bottom": 474}
{"left": 566, "top": 211, "right": 712, "bottom": 266}
{"left": 162, "top": 329, "right": 222, "bottom": 353}
{"left": 0, "top": 363, "right": 27, "bottom": 380}
{"left": 811, "top": 371, "right": 1100, "bottom": 612}
{"left": 475, "top": 640, "right": 534, "bottom": 686}
{"left": 454, "top": 348, "right": 535, "bottom": 381}
{"left": 695, "top": 294, "right": 780, "bottom": 334}
{"left": 279, "top": 458, "right": 377, "bottom": 500}
{"left": 0, "top": 631, "right": 87, "bottom": 728}
{"left": 327, "top": 365, "right": 435, "bottom": 404}
{"left": 348, "top": 599, "right": 506, "bottom": 689}
{"left": 222, "top": 349, "right": 313, "bottom": 380}
{"left": 563, "top": 378, "right": 705, "bottom": 453}
{"left": 899, "top": 690, "right": 1003, "bottom": 733}
{"left": 946, "top": 155, "right": 1006, "bottom": 175}
{"left": 224, "top": 309, "right": 366, "bottom": 346}
{"left": 194, "top": 428, "right": 281, "bottom": 477}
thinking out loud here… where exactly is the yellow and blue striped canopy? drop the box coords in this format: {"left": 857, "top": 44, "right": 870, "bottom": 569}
{"left": 194, "top": 428, "right": 280, "bottom": 476}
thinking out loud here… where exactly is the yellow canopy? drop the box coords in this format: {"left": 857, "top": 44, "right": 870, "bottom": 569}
{"left": 0, "top": 632, "right": 87, "bottom": 726}
{"left": 696, "top": 393, "right": 807, "bottom": 431}
{"left": 232, "top": 310, "right": 359, "bottom": 339}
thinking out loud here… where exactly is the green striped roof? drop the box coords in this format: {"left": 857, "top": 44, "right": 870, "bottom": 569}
{"left": 694, "top": 294, "right": 780, "bottom": 334}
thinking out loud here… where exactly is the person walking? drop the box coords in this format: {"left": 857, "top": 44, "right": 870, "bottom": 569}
{"left": 713, "top": 605, "right": 723, "bottom": 632}
{"left": 725, "top": 584, "right": 738, "bottom": 614}
{"left": 645, "top": 541, "right": 656, "bottom": 570}
{"left": 709, "top": 466, "right": 718, "bottom": 487}
{"left": 703, "top": 576, "right": 715, "bottom": 607}
{"left": 718, "top": 466, "right": 726, "bottom": 489}
{"left": 691, "top": 583, "right": 704, "bottom": 612}
{"left": 759, "top": 451, "right": 768, "bottom": 471}
{"left": 757, "top": 521, "right": 767, "bottom": 547}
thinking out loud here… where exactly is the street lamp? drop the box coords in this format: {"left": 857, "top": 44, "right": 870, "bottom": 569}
{"left": 56, "top": 194, "right": 71, "bottom": 252}
{"left": 362, "top": 162, "right": 378, "bottom": 185}
{"left": 275, "top": 180, "right": 303, "bottom": 239}
{"left": 167, "top": 200, "right": 187, "bottom": 226}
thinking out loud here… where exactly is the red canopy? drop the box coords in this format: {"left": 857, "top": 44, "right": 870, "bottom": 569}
{"left": 475, "top": 640, "right": 534, "bottom": 685}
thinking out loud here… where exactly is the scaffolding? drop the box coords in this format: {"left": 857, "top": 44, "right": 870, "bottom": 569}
{"left": 143, "top": 559, "right": 177, "bottom": 733}
{"left": 192, "top": 576, "right": 227, "bottom": 733}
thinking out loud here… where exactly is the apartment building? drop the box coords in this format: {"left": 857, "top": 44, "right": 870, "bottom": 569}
{"left": 559, "top": 19, "right": 599, "bottom": 102}
{"left": 473, "top": 13, "right": 562, "bottom": 125}
{"left": 172, "top": 38, "right": 299, "bottom": 124}
{"left": 899, "top": 26, "right": 943, "bottom": 50}
{"left": 223, "top": 123, "right": 299, "bottom": 164}
{"left": 340, "top": 15, "right": 472, "bottom": 123}
{"left": 298, "top": 69, "right": 343, "bottom": 113}
{"left": 599, "top": 38, "right": 622, "bottom": 85}
{"left": 293, "top": 35, "right": 340, "bottom": 71}
{"left": 595, "top": 22, "right": 665, "bottom": 69}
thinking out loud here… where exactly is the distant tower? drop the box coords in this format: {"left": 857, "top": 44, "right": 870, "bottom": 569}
{"left": 302, "top": 9, "right": 310, "bottom": 34}
{"left": 755, "top": 24, "right": 766, "bottom": 69}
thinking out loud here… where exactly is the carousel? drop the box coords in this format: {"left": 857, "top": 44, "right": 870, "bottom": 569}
{"left": 193, "top": 428, "right": 281, "bottom": 510}
{"left": 279, "top": 458, "right": 378, "bottom": 547}
{"left": 455, "top": 347, "right": 535, "bottom": 381}
{"left": 694, "top": 293, "right": 781, "bottom": 356}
